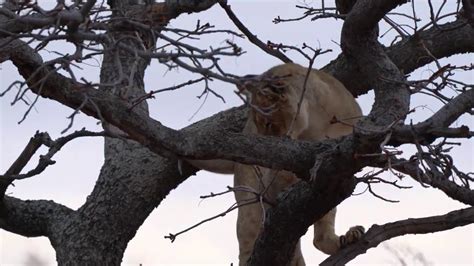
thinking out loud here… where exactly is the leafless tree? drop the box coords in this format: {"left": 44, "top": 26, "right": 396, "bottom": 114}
{"left": 0, "top": 0, "right": 473, "bottom": 265}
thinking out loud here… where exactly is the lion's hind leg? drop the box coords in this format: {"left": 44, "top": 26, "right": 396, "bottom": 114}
{"left": 340, "top": 225, "right": 365, "bottom": 248}
{"left": 313, "top": 208, "right": 365, "bottom": 255}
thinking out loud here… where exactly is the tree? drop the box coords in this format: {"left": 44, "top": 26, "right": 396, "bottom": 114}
{"left": 0, "top": 0, "right": 473, "bottom": 265}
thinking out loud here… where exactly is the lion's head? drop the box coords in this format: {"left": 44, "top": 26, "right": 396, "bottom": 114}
{"left": 238, "top": 64, "right": 310, "bottom": 138}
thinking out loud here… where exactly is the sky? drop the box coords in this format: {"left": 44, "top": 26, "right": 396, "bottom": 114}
{"left": 0, "top": 0, "right": 473, "bottom": 265}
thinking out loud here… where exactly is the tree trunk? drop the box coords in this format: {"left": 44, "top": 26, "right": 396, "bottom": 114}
{"left": 47, "top": 1, "right": 187, "bottom": 263}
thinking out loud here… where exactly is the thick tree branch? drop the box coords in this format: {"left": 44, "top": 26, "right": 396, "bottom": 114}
{"left": 5, "top": 38, "right": 362, "bottom": 179}
{"left": 324, "top": 19, "right": 474, "bottom": 96}
{"left": 342, "top": 0, "right": 410, "bottom": 127}
{"left": 0, "top": 1, "right": 88, "bottom": 37}
{"left": 164, "top": 0, "right": 218, "bottom": 15}
{"left": 322, "top": 207, "right": 474, "bottom": 265}
{"left": 0, "top": 196, "right": 73, "bottom": 238}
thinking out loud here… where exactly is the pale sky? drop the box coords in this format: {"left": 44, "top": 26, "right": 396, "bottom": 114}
{"left": 0, "top": 1, "right": 473, "bottom": 265}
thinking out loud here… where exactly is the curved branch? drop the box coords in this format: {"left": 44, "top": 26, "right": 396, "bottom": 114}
{"left": 341, "top": 0, "right": 410, "bottom": 127}
{"left": 322, "top": 207, "right": 474, "bottom": 265}
{"left": 0, "top": 3, "right": 86, "bottom": 37}
{"left": 325, "top": 19, "right": 474, "bottom": 96}
{"left": 343, "top": 0, "right": 407, "bottom": 33}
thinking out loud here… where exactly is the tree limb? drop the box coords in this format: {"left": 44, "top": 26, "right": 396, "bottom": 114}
{"left": 0, "top": 132, "right": 48, "bottom": 196}
{"left": 218, "top": 0, "right": 292, "bottom": 63}
{"left": 324, "top": 19, "right": 474, "bottom": 96}
{"left": 322, "top": 207, "right": 474, "bottom": 265}
{"left": 342, "top": 0, "right": 410, "bottom": 127}
{"left": 0, "top": 196, "right": 73, "bottom": 238}
{"left": 0, "top": 129, "right": 107, "bottom": 197}
{"left": 390, "top": 157, "right": 474, "bottom": 206}
{"left": 390, "top": 89, "right": 474, "bottom": 146}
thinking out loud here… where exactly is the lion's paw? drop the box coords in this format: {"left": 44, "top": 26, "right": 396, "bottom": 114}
{"left": 339, "top": 225, "right": 365, "bottom": 248}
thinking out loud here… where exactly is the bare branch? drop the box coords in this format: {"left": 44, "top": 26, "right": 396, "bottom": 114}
{"left": 369, "top": 156, "right": 474, "bottom": 206}
{"left": 0, "top": 129, "right": 107, "bottom": 197}
{"left": 322, "top": 207, "right": 474, "bottom": 265}
{"left": 218, "top": 0, "right": 292, "bottom": 63}
{"left": 165, "top": 197, "right": 258, "bottom": 243}
{"left": 391, "top": 89, "right": 474, "bottom": 146}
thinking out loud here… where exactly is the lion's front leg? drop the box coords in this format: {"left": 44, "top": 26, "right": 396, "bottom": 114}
{"left": 234, "top": 164, "right": 305, "bottom": 266}
{"left": 235, "top": 202, "right": 263, "bottom": 265}
{"left": 234, "top": 164, "right": 265, "bottom": 265}
{"left": 313, "top": 208, "right": 365, "bottom": 255}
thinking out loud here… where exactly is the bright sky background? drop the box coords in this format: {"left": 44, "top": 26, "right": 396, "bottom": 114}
{"left": 0, "top": 1, "right": 473, "bottom": 265}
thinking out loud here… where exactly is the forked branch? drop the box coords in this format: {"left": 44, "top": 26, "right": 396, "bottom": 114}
{"left": 0, "top": 129, "right": 107, "bottom": 197}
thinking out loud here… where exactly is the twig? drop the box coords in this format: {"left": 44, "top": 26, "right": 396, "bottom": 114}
{"left": 164, "top": 198, "right": 258, "bottom": 243}
{"left": 0, "top": 129, "right": 107, "bottom": 185}
{"left": 218, "top": 0, "right": 292, "bottom": 63}
{"left": 129, "top": 77, "right": 206, "bottom": 110}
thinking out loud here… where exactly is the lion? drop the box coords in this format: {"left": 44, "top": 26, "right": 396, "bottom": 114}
{"left": 190, "top": 63, "right": 364, "bottom": 265}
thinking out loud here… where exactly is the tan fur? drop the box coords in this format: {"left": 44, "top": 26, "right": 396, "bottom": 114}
{"left": 190, "top": 63, "right": 364, "bottom": 265}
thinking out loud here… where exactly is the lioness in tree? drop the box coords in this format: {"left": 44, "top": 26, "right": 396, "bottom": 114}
{"left": 192, "top": 63, "right": 364, "bottom": 265}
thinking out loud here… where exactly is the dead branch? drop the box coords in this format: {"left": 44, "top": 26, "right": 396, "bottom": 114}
{"left": 369, "top": 156, "right": 474, "bottom": 206}
{"left": 165, "top": 197, "right": 258, "bottom": 243}
{"left": 218, "top": 0, "right": 291, "bottom": 63}
{"left": 0, "top": 129, "right": 107, "bottom": 197}
{"left": 273, "top": 3, "right": 343, "bottom": 23}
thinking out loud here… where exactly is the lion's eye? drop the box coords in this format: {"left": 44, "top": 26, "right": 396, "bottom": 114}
{"left": 267, "top": 84, "right": 285, "bottom": 94}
